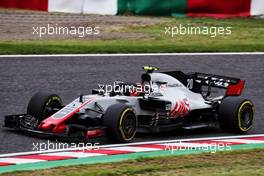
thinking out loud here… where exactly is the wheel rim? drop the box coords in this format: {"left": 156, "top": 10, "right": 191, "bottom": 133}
{"left": 121, "top": 111, "right": 137, "bottom": 140}
{"left": 43, "top": 101, "right": 61, "bottom": 119}
{"left": 239, "top": 105, "right": 253, "bottom": 130}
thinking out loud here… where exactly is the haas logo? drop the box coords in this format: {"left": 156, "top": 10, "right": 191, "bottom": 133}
{"left": 170, "top": 98, "right": 190, "bottom": 118}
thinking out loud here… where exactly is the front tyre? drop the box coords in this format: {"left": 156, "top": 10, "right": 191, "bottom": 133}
{"left": 103, "top": 104, "right": 138, "bottom": 143}
{"left": 218, "top": 97, "right": 254, "bottom": 134}
{"left": 27, "top": 92, "right": 63, "bottom": 121}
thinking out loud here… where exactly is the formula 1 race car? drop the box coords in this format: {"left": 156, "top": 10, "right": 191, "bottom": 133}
{"left": 5, "top": 66, "right": 255, "bottom": 143}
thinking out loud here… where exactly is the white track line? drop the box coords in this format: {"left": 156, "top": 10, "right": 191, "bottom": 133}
{"left": 214, "top": 139, "right": 264, "bottom": 144}
{"left": 106, "top": 146, "right": 161, "bottom": 152}
{"left": 41, "top": 152, "right": 105, "bottom": 158}
{"left": 1, "top": 134, "right": 264, "bottom": 158}
{"left": 0, "top": 158, "right": 45, "bottom": 164}
{"left": 0, "top": 52, "right": 264, "bottom": 58}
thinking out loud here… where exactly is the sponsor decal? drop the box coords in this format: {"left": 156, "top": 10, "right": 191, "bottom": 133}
{"left": 52, "top": 101, "right": 79, "bottom": 119}
{"left": 170, "top": 98, "right": 190, "bottom": 118}
{"left": 52, "top": 98, "right": 92, "bottom": 119}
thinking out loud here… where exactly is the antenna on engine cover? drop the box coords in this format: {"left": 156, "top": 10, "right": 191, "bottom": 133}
{"left": 79, "top": 94, "right": 83, "bottom": 103}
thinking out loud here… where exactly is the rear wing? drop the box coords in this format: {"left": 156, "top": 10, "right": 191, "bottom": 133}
{"left": 187, "top": 72, "right": 245, "bottom": 96}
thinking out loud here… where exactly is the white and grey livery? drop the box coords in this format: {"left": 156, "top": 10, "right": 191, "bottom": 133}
{"left": 5, "top": 66, "right": 255, "bottom": 143}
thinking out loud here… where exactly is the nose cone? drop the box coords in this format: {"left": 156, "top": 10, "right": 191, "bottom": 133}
{"left": 38, "top": 122, "right": 55, "bottom": 131}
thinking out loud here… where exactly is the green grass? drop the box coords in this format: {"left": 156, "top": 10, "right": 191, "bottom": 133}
{"left": 2, "top": 148, "right": 264, "bottom": 176}
{"left": 1, "top": 17, "right": 264, "bottom": 54}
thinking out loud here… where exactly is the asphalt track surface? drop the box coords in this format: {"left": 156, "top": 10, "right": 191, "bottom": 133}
{"left": 0, "top": 54, "right": 263, "bottom": 154}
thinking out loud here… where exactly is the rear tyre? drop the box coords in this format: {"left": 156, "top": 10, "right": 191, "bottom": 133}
{"left": 27, "top": 92, "right": 63, "bottom": 121}
{"left": 103, "top": 104, "right": 137, "bottom": 143}
{"left": 218, "top": 97, "right": 254, "bottom": 134}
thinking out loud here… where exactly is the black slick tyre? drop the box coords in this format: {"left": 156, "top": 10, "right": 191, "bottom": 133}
{"left": 218, "top": 97, "right": 254, "bottom": 134}
{"left": 103, "top": 104, "right": 137, "bottom": 143}
{"left": 27, "top": 92, "right": 63, "bottom": 121}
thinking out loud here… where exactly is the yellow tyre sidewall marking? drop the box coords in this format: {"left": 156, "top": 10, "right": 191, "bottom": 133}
{"left": 43, "top": 96, "right": 62, "bottom": 117}
{"left": 119, "top": 108, "right": 137, "bottom": 142}
{"left": 237, "top": 100, "right": 254, "bottom": 132}
{"left": 45, "top": 96, "right": 62, "bottom": 107}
